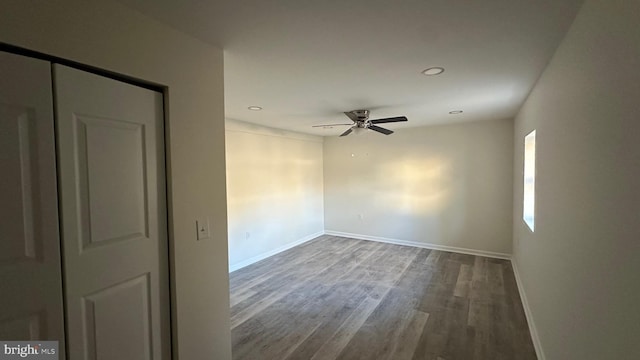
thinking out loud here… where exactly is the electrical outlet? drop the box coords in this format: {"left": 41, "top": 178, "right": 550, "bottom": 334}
{"left": 196, "top": 218, "right": 211, "bottom": 241}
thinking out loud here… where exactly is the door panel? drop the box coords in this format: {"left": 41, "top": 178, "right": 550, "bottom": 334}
{"left": 76, "top": 115, "right": 148, "bottom": 248}
{"left": 54, "top": 64, "right": 170, "bottom": 360}
{"left": 0, "top": 51, "right": 66, "bottom": 354}
{"left": 0, "top": 107, "right": 38, "bottom": 262}
{"left": 83, "top": 274, "right": 152, "bottom": 360}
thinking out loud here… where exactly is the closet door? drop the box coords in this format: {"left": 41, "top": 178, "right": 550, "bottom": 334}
{"left": 0, "top": 52, "right": 66, "bottom": 352}
{"left": 54, "top": 65, "right": 170, "bottom": 359}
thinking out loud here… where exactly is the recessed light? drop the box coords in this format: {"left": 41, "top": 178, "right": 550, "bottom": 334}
{"left": 422, "top": 67, "right": 445, "bottom": 76}
{"left": 449, "top": 110, "right": 463, "bottom": 114}
{"left": 248, "top": 106, "right": 262, "bottom": 111}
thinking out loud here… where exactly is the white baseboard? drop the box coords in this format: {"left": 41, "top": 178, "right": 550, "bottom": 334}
{"left": 324, "top": 230, "right": 511, "bottom": 260}
{"left": 228, "top": 231, "right": 324, "bottom": 273}
{"left": 511, "top": 258, "right": 545, "bottom": 360}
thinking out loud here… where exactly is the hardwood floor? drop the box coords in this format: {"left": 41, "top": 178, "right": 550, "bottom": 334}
{"left": 229, "top": 235, "right": 537, "bottom": 360}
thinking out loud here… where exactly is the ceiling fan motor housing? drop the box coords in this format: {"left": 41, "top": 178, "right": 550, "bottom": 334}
{"left": 351, "top": 109, "right": 370, "bottom": 120}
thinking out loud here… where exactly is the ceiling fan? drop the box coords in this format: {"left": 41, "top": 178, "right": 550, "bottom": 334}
{"left": 312, "top": 109, "right": 408, "bottom": 136}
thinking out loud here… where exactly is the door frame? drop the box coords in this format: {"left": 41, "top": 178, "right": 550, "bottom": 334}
{"left": 0, "top": 42, "right": 176, "bottom": 359}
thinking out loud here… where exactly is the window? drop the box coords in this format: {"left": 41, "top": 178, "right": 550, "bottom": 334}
{"left": 523, "top": 130, "right": 536, "bottom": 231}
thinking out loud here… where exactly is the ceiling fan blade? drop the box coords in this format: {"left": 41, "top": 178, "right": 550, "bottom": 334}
{"left": 343, "top": 111, "right": 360, "bottom": 122}
{"left": 368, "top": 125, "right": 394, "bottom": 135}
{"left": 311, "top": 123, "right": 353, "bottom": 127}
{"left": 339, "top": 128, "right": 353, "bottom": 137}
{"left": 369, "top": 116, "right": 408, "bottom": 124}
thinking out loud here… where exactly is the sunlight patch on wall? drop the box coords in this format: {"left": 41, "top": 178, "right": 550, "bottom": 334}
{"left": 225, "top": 126, "right": 324, "bottom": 266}
{"left": 375, "top": 158, "right": 451, "bottom": 215}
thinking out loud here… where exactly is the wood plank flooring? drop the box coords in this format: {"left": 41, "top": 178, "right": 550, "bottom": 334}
{"left": 229, "top": 235, "right": 537, "bottom": 360}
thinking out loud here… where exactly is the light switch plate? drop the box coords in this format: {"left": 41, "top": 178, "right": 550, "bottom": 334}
{"left": 196, "top": 218, "right": 211, "bottom": 241}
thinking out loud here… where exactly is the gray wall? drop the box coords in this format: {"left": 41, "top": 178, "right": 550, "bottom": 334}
{"left": 512, "top": 0, "right": 640, "bottom": 358}
{"left": 0, "top": 1, "right": 231, "bottom": 358}
{"left": 324, "top": 118, "right": 514, "bottom": 255}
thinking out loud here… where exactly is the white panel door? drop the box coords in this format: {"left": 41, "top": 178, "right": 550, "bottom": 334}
{"left": 54, "top": 65, "right": 170, "bottom": 360}
{"left": 0, "top": 51, "right": 66, "bottom": 355}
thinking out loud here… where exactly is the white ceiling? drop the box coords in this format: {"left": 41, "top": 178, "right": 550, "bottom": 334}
{"left": 118, "top": 0, "right": 583, "bottom": 136}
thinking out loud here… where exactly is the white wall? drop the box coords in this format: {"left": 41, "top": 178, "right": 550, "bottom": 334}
{"left": 324, "top": 119, "right": 514, "bottom": 256}
{"left": 0, "top": 1, "right": 231, "bottom": 358}
{"left": 226, "top": 120, "right": 324, "bottom": 270}
{"left": 512, "top": 0, "right": 640, "bottom": 359}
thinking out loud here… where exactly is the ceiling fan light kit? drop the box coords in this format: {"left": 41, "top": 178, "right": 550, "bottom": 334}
{"left": 313, "top": 109, "right": 408, "bottom": 137}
